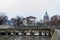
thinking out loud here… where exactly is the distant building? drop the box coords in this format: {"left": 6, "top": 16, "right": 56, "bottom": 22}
{"left": 51, "top": 15, "right": 60, "bottom": 23}
{"left": 22, "top": 18, "right": 27, "bottom": 26}
{"left": 5, "top": 20, "right": 14, "bottom": 26}
{"left": 43, "top": 11, "right": 49, "bottom": 23}
{"left": 22, "top": 16, "right": 36, "bottom": 26}
{"left": 26, "top": 16, "right": 36, "bottom": 26}
{"left": 51, "top": 15, "right": 60, "bottom": 26}
{"left": 51, "top": 15, "right": 60, "bottom": 20}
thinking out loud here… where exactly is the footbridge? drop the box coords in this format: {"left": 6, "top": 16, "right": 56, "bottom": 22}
{"left": 0, "top": 25, "right": 55, "bottom": 38}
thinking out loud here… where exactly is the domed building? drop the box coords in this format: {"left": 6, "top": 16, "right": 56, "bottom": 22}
{"left": 43, "top": 11, "right": 49, "bottom": 23}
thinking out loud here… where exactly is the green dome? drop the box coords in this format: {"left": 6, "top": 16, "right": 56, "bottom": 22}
{"left": 44, "top": 11, "right": 49, "bottom": 19}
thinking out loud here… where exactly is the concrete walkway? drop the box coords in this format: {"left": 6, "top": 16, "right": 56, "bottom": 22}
{"left": 51, "top": 29, "right": 60, "bottom": 40}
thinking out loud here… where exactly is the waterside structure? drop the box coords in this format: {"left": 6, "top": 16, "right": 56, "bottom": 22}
{"left": 0, "top": 25, "right": 55, "bottom": 38}
{"left": 0, "top": 12, "right": 57, "bottom": 39}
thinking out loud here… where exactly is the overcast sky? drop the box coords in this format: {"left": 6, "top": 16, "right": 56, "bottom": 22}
{"left": 0, "top": 0, "right": 60, "bottom": 20}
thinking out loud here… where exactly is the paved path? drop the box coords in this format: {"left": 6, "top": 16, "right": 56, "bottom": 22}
{"left": 55, "top": 29, "right": 60, "bottom": 40}
{"left": 51, "top": 29, "right": 60, "bottom": 40}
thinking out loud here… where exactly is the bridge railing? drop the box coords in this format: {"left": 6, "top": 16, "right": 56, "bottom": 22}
{"left": 0, "top": 25, "right": 55, "bottom": 30}
{"left": 14, "top": 26, "right": 53, "bottom": 30}
{"left": 0, "top": 25, "right": 14, "bottom": 29}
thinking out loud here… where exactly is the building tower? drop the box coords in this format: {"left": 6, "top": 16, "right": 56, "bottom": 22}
{"left": 43, "top": 11, "right": 49, "bottom": 23}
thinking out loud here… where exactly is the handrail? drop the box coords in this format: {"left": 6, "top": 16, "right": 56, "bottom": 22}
{"left": 0, "top": 25, "right": 56, "bottom": 30}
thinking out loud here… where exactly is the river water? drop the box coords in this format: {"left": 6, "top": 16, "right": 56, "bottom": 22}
{"left": 0, "top": 36, "right": 51, "bottom": 40}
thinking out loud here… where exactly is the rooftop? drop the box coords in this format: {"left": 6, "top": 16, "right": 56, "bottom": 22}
{"left": 26, "top": 16, "right": 36, "bottom": 19}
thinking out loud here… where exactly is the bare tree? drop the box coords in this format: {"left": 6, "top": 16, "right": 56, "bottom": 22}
{"left": 11, "top": 16, "right": 23, "bottom": 27}
{"left": 0, "top": 12, "right": 8, "bottom": 25}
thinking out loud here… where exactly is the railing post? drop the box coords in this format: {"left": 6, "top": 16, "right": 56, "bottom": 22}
{"left": 30, "top": 31, "right": 34, "bottom": 36}
{"left": 39, "top": 31, "right": 41, "bottom": 36}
